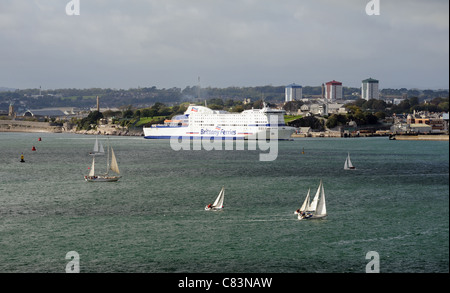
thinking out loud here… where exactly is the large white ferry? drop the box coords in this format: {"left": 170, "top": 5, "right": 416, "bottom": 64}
{"left": 143, "top": 104, "right": 296, "bottom": 140}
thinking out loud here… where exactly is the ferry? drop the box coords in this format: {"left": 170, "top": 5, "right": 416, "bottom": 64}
{"left": 143, "top": 104, "right": 296, "bottom": 140}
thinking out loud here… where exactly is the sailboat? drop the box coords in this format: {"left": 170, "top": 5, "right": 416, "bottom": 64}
{"left": 89, "top": 137, "right": 105, "bottom": 156}
{"left": 344, "top": 152, "right": 355, "bottom": 170}
{"left": 84, "top": 145, "right": 121, "bottom": 182}
{"left": 297, "top": 180, "right": 327, "bottom": 220}
{"left": 205, "top": 187, "right": 225, "bottom": 211}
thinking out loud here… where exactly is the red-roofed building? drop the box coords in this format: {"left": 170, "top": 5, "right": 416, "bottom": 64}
{"left": 325, "top": 80, "right": 342, "bottom": 102}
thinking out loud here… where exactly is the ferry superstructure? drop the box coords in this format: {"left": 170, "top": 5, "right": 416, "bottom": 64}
{"left": 143, "top": 104, "right": 296, "bottom": 140}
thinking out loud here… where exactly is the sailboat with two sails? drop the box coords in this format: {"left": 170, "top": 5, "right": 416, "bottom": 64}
{"left": 205, "top": 187, "right": 225, "bottom": 211}
{"left": 85, "top": 140, "right": 121, "bottom": 182}
{"left": 344, "top": 152, "right": 355, "bottom": 170}
{"left": 295, "top": 180, "right": 327, "bottom": 220}
{"left": 89, "top": 137, "right": 105, "bottom": 156}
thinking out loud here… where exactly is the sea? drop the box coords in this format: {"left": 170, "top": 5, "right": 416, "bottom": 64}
{"left": 0, "top": 132, "right": 448, "bottom": 274}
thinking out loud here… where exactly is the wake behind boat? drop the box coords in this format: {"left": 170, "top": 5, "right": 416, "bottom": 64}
{"left": 205, "top": 187, "right": 225, "bottom": 211}
{"left": 297, "top": 180, "right": 327, "bottom": 220}
{"left": 85, "top": 143, "right": 121, "bottom": 182}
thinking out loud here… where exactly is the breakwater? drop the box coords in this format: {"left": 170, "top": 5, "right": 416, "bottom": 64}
{"left": 0, "top": 120, "right": 62, "bottom": 133}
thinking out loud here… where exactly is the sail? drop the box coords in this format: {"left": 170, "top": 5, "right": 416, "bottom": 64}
{"left": 99, "top": 141, "right": 105, "bottom": 154}
{"left": 315, "top": 181, "right": 327, "bottom": 216}
{"left": 93, "top": 138, "right": 98, "bottom": 152}
{"left": 89, "top": 157, "right": 95, "bottom": 176}
{"left": 347, "top": 153, "right": 353, "bottom": 168}
{"left": 110, "top": 147, "right": 120, "bottom": 174}
{"left": 308, "top": 181, "right": 322, "bottom": 212}
{"left": 91, "top": 138, "right": 105, "bottom": 155}
{"left": 213, "top": 187, "right": 225, "bottom": 208}
{"left": 300, "top": 188, "right": 310, "bottom": 212}
{"left": 344, "top": 157, "right": 349, "bottom": 169}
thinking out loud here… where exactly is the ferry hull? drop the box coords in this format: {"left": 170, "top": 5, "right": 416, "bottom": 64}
{"left": 143, "top": 126, "right": 295, "bottom": 140}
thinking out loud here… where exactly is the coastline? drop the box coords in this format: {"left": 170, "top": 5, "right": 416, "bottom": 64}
{"left": 389, "top": 134, "right": 449, "bottom": 141}
{"left": 2, "top": 120, "right": 448, "bottom": 140}
{"left": 0, "top": 120, "right": 143, "bottom": 136}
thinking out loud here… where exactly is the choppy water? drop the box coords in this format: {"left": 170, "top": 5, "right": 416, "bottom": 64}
{"left": 0, "top": 132, "right": 448, "bottom": 273}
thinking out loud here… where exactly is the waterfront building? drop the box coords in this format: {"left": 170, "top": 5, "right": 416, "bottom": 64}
{"left": 285, "top": 83, "right": 302, "bottom": 102}
{"left": 392, "top": 111, "right": 449, "bottom": 134}
{"left": 362, "top": 78, "right": 379, "bottom": 100}
{"left": 325, "top": 80, "right": 342, "bottom": 102}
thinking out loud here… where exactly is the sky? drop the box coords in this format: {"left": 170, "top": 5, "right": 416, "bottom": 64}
{"left": 0, "top": 0, "right": 448, "bottom": 90}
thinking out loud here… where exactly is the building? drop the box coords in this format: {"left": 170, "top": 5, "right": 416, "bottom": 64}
{"left": 23, "top": 109, "right": 66, "bottom": 119}
{"left": 285, "top": 83, "right": 302, "bottom": 102}
{"left": 325, "top": 80, "right": 342, "bottom": 102}
{"left": 362, "top": 78, "right": 379, "bottom": 100}
{"left": 9, "top": 104, "right": 15, "bottom": 117}
{"left": 327, "top": 103, "right": 348, "bottom": 115}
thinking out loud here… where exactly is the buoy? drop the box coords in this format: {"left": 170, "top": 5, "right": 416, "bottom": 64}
{"left": 38, "top": 137, "right": 41, "bottom": 141}
{"left": 32, "top": 146, "right": 36, "bottom": 151}
{"left": 20, "top": 153, "right": 25, "bottom": 163}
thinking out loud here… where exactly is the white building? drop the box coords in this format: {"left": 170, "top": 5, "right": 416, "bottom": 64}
{"left": 361, "top": 78, "right": 379, "bottom": 100}
{"left": 285, "top": 83, "right": 302, "bottom": 102}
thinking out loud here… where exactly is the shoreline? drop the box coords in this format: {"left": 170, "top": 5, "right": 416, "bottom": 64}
{"left": 2, "top": 120, "right": 448, "bottom": 140}
{"left": 389, "top": 134, "right": 449, "bottom": 141}
{"left": 0, "top": 127, "right": 144, "bottom": 136}
{"left": 4, "top": 128, "right": 448, "bottom": 140}
{"left": 0, "top": 120, "right": 143, "bottom": 136}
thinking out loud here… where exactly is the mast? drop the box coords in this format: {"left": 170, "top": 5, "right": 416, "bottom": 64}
{"left": 106, "top": 140, "right": 110, "bottom": 175}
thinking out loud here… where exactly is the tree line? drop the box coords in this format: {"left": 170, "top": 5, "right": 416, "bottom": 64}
{"left": 3, "top": 85, "right": 448, "bottom": 112}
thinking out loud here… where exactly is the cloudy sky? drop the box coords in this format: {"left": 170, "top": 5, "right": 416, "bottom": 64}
{"left": 0, "top": 0, "right": 448, "bottom": 90}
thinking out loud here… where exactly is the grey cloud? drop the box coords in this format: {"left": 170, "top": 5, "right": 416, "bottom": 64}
{"left": 0, "top": 0, "right": 448, "bottom": 89}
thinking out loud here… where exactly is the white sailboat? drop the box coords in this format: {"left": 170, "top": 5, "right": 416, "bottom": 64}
{"left": 89, "top": 137, "right": 105, "bottom": 156}
{"left": 344, "top": 152, "right": 355, "bottom": 170}
{"left": 205, "top": 187, "right": 225, "bottom": 211}
{"left": 85, "top": 145, "right": 121, "bottom": 182}
{"left": 298, "top": 180, "right": 327, "bottom": 220}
